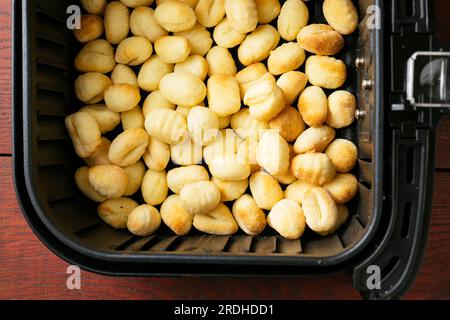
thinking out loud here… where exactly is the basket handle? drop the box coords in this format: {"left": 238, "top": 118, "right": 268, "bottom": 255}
{"left": 352, "top": 109, "right": 448, "bottom": 300}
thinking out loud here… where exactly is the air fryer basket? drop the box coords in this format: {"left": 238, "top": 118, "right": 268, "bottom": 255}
{"left": 13, "top": 0, "right": 450, "bottom": 298}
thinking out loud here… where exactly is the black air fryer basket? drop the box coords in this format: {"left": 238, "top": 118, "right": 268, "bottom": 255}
{"left": 12, "top": 0, "right": 450, "bottom": 299}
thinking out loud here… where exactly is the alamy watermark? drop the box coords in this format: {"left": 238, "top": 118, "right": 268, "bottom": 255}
{"left": 66, "top": 265, "right": 81, "bottom": 290}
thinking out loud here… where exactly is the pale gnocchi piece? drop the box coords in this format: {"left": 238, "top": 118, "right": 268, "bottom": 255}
{"left": 170, "top": 138, "right": 203, "bottom": 165}
{"left": 187, "top": 106, "right": 219, "bottom": 146}
{"left": 84, "top": 137, "right": 112, "bottom": 166}
{"left": 325, "top": 139, "right": 358, "bottom": 173}
{"left": 160, "top": 195, "right": 194, "bottom": 235}
{"left": 267, "top": 42, "right": 306, "bottom": 76}
{"left": 127, "top": 204, "right": 161, "bottom": 237}
{"left": 108, "top": 128, "right": 150, "bottom": 166}
{"left": 256, "top": 130, "right": 290, "bottom": 176}
{"left": 276, "top": 71, "right": 308, "bottom": 105}
{"left": 269, "top": 106, "right": 305, "bottom": 143}
{"left": 105, "top": 1, "right": 130, "bottom": 45}
{"left": 137, "top": 55, "right": 174, "bottom": 92}
{"left": 273, "top": 171, "right": 297, "bottom": 186}
{"left": 142, "top": 90, "right": 176, "bottom": 117}
{"left": 130, "top": 6, "right": 168, "bottom": 42}
{"left": 174, "top": 55, "right": 209, "bottom": 81}
{"left": 75, "top": 39, "right": 116, "bottom": 74}
{"left": 154, "top": 36, "right": 191, "bottom": 64}
{"left": 175, "top": 23, "right": 213, "bottom": 56}
{"left": 75, "top": 166, "right": 108, "bottom": 202}
{"left": 317, "top": 204, "right": 349, "bottom": 236}
{"left": 65, "top": 112, "right": 102, "bottom": 158}
{"left": 180, "top": 181, "right": 221, "bottom": 215}
{"left": 142, "top": 137, "right": 171, "bottom": 171}
{"left": 207, "top": 74, "right": 241, "bottom": 117}
{"left": 224, "top": 0, "right": 258, "bottom": 33}
{"left": 111, "top": 64, "right": 138, "bottom": 86}
{"left": 193, "top": 203, "right": 238, "bottom": 235}
{"left": 121, "top": 106, "right": 145, "bottom": 130}
{"left": 277, "top": 0, "right": 309, "bottom": 41}
{"left": 97, "top": 197, "right": 139, "bottom": 229}
{"left": 80, "top": 0, "right": 107, "bottom": 15}
{"left": 104, "top": 84, "right": 141, "bottom": 113}
{"left": 268, "top": 199, "right": 306, "bottom": 240}
{"left": 323, "top": 173, "right": 359, "bottom": 204}
{"left": 249, "top": 171, "right": 284, "bottom": 210}
{"left": 236, "top": 64, "right": 275, "bottom": 99}
{"left": 238, "top": 25, "right": 280, "bottom": 66}
{"left": 141, "top": 169, "right": 169, "bottom": 205}
{"left": 302, "top": 187, "right": 338, "bottom": 235}
{"left": 206, "top": 46, "right": 237, "bottom": 76}
{"left": 232, "top": 194, "right": 267, "bottom": 236}
{"left": 284, "top": 180, "right": 316, "bottom": 205}
{"left": 157, "top": 0, "right": 199, "bottom": 7}
{"left": 155, "top": 0, "right": 196, "bottom": 32}
{"left": 254, "top": 0, "right": 281, "bottom": 24}
{"left": 160, "top": 72, "right": 207, "bottom": 107}
{"left": 74, "top": 72, "right": 112, "bottom": 104}
{"left": 305, "top": 55, "right": 347, "bottom": 89}
{"left": 79, "top": 104, "right": 120, "bottom": 134}
{"left": 195, "top": 0, "right": 225, "bottom": 28}
{"left": 209, "top": 154, "right": 251, "bottom": 181}
{"left": 326, "top": 90, "right": 356, "bottom": 129}
{"left": 115, "top": 37, "right": 153, "bottom": 66}
{"left": 293, "top": 125, "right": 336, "bottom": 154}
{"left": 120, "top": 0, "right": 155, "bottom": 8}
{"left": 323, "top": 0, "right": 359, "bottom": 35}
{"left": 218, "top": 115, "right": 231, "bottom": 129}
{"left": 298, "top": 86, "right": 328, "bottom": 127}
{"left": 167, "top": 165, "right": 209, "bottom": 193}
{"left": 73, "top": 15, "right": 104, "bottom": 43}
{"left": 243, "top": 79, "right": 285, "bottom": 121}
{"left": 297, "top": 24, "right": 344, "bottom": 56}
{"left": 123, "top": 160, "right": 146, "bottom": 196}
{"left": 212, "top": 177, "right": 248, "bottom": 202}
{"left": 203, "top": 129, "right": 243, "bottom": 164}
{"left": 145, "top": 108, "right": 187, "bottom": 144}
{"left": 213, "top": 18, "right": 246, "bottom": 49}
{"left": 291, "top": 153, "right": 336, "bottom": 186}
{"left": 176, "top": 106, "right": 192, "bottom": 118}
{"left": 237, "top": 138, "right": 260, "bottom": 172}
{"left": 231, "top": 108, "right": 270, "bottom": 141}
{"left": 88, "top": 165, "right": 129, "bottom": 199}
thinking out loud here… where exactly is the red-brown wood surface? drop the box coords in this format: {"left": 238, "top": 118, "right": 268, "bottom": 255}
{"left": 1, "top": 0, "right": 449, "bottom": 300}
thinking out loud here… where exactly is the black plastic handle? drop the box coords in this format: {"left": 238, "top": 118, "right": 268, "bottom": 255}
{"left": 353, "top": 109, "right": 448, "bottom": 299}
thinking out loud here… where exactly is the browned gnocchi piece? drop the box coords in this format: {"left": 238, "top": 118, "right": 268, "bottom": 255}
{"left": 297, "top": 24, "right": 344, "bottom": 56}
{"left": 268, "top": 199, "right": 306, "bottom": 240}
{"left": 298, "top": 86, "right": 328, "bottom": 127}
{"left": 193, "top": 203, "right": 239, "bottom": 235}
{"left": 325, "top": 139, "right": 358, "bottom": 173}
{"left": 180, "top": 181, "right": 221, "bottom": 215}
{"left": 74, "top": 72, "right": 112, "bottom": 104}
{"left": 160, "top": 195, "right": 194, "bottom": 236}
{"left": 141, "top": 169, "right": 169, "bottom": 205}
{"left": 127, "top": 204, "right": 161, "bottom": 237}
{"left": 105, "top": 1, "right": 130, "bottom": 45}
{"left": 291, "top": 153, "right": 336, "bottom": 186}
{"left": 108, "top": 128, "right": 149, "bottom": 167}
{"left": 155, "top": 0, "right": 196, "bottom": 32}
{"left": 73, "top": 15, "right": 104, "bottom": 43}
{"left": 65, "top": 111, "right": 102, "bottom": 158}
{"left": 323, "top": 173, "right": 359, "bottom": 204}
{"left": 232, "top": 194, "right": 267, "bottom": 236}
{"left": 302, "top": 187, "right": 339, "bottom": 235}
{"left": 249, "top": 171, "right": 283, "bottom": 210}
{"left": 104, "top": 84, "right": 141, "bottom": 113}
{"left": 130, "top": 6, "right": 168, "bottom": 42}
{"left": 293, "top": 125, "right": 336, "bottom": 154}
{"left": 269, "top": 106, "right": 305, "bottom": 143}
{"left": 97, "top": 197, "right": 139, "bottom": 229}
{"left": 75, "top": 39, "right": 116, "bottom": 74}
{"left": 88, "top": 165, "right": 129, "bottom": 199}
{"left": 75, "top": 166, "right": 108, "bottom": 202}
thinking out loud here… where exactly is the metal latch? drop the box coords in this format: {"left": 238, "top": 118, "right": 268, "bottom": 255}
{"left": 406, "top": 51, "right": 450, "bottom": 109}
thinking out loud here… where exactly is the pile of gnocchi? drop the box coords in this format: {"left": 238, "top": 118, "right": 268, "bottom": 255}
{"left": 67, "top": 0, "right": 360, "bottom": 240}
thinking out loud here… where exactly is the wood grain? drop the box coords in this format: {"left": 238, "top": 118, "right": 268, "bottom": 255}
{"left": 436, "top": 115, "right": 450, "bottom": 170}
{"left": 1, "top": 0, "right": 450, "bottom": 300}
{"left": 0, "top": 0, "right": 11, "bottom": 155}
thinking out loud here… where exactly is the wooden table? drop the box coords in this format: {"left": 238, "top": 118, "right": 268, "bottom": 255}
{"left": 1, "top": 1, "right": 449, "bottom": 300}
